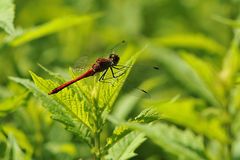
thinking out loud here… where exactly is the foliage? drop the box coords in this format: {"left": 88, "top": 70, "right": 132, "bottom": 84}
{"left": 128, "top": 122, "right": 207, "bottom": 160}
{"left": 0, "top": 0, "right": 15, "bottom": 35}
{"left": 1, "top": 0, "right": 240, "bottom": 160}
{"left": 10, "top": 48, "right": 160, "bottom": 159}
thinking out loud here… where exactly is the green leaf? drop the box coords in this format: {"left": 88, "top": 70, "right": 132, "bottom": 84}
{"left": 10, "top": 45, "right": 139, "bottom": 146}
{"left": 30, "top": 71, "right": 96, "bottom": 131}
{"left": 220, "top": 30, "right": 240, "bottom": 88}
{"left": 180, "top": 51, "right": 225, "bottom": 105}
{"left": 229, "top": 85, "right": 240, "bottom": 110}
{"left": 112, "top": 77, "right": 162, "bottom": 120}
{"left": 0, "top": 0, "right": 15, "bottom": 35}
{"left": 9, "top": 13, "right": 102, "bottom": 46}
{"left": 106, "top": 108, "right": 160, "bottom": 151}
{"left": 105, "top": 131, "right": 146, "bottom": 160}
{"left": 3, "top": 134, "right": 28, "bottom": 160}
{"left": 38, "top": 63, "right": 63, "bottom": 80}
{"left": 45, "top": 142, "right": 77, "bottom": 156}
{"left": 232, "top": 105, "right": 240, "bottom": 159}
{"left": 0, "top": 92, "right": 28, "bottom": 118}
{"left": 213, "top": 15, "right": 240, "bottom": 28}
{"left": 9, "top": 76, "right": 92, "bottom": 145}
{"left": 143, "top": 99, "right": 229, "bottom": 143}
{"left": 133, "top": 108, "right": 161, "bottom": 123}
{"left": 128, "top": 122, "right": 207, "bottom": 160}
{"left": 149, "top": 47, "right": 221, "bottom": 107}
{"left": 152, "top": 34, "right": 225, "bottom": 55}
{"left": 2, "top": 125, "right": 33, "bottom": 160}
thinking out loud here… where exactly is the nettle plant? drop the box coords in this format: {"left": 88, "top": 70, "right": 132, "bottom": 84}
{"left": 138, "top": 23, "right": 240, "bottom": 159}
{"left": 11, "top": 50, "right": 160, "bottom": 160}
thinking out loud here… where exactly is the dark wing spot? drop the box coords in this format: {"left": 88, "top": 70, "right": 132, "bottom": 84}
{"left": 153, "top": 66, "right": 159, "bottom": 70}
{"left": 137, "top": 88, "right": 151, "bottom": 98}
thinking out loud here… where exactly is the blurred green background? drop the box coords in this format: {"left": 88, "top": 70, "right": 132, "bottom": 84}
{"left": 1, "top": 0, "right": 240, "bottom": 160}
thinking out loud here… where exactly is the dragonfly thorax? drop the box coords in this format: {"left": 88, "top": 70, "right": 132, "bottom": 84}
{"left": 109, "top": 54, "right": 120, "bottom": 66}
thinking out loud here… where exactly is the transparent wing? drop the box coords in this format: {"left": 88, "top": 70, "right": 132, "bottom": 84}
{"left": 73, "top": 41, "right": 127, "bottom": 74}
{"left": 72, "top": 56, "right": 90, "bottom": 74}
{"left": 105, "top": 40, "right": 128, "bottom": 56}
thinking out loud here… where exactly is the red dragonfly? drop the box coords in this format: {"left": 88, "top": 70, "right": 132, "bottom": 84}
{"left": 48, "top": 41, "right": 127, "bottom": 95}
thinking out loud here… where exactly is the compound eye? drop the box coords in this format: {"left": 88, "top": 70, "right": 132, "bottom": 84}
{"left": 109, "top": 54, "right": 114, "bottom": 58}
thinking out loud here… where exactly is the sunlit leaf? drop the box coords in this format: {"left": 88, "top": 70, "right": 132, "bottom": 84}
{"left": 106, "top": 108, "right": 160, "bottom": 151}
{"left": 233, "top": 133, "right": 240, "bottom": 160}
{"left": 143, "top": 98, "right": 229, "bottom": 143}
{"left": 220, "top": 30, "right": 240, "bottom": 88}
{"left": 105, "top": 131, "right": 146, "bottom": 160}
{"left": 10, "top": 76, "right": 92, "bottom": 146}
{"left": 2, "top": 125, "right": 33, "bottom": 159}
{"left": 0, "top": 92, "right": 28, "bottom": 118}
{"left": 152, "top": 34, "right": 225, "bottom": 55}
{"left": 30, "top": 71, "right": 95, "bottom": 131}
{"left": 3, "top": 134, "right": 28, "bottom": 160}
{"left": 229, "top": 85, "right": 240, "bottom": 110}
{"left": 10, "top": 45, "right": 140, "bottom": 150}
{"left": 0, "top": 0, "right": 15, "bottom": 35}
{"left": 149, "top": 47, "right": 221, "bottom": 107}
{"left": 213, "top": 15, "right": 240, "bottom": 28}
{"left": 180, "top": 51, "right": 225, "bottom": 105}
{"left": 9, "top": 13, "right": 102, "bottom": 46}
{"left": 128, "top": 122, "right": 207, "bottom": 160}
{"left": 45, "top": 142, "right": 77, "bottom": 155}
{"left": 112, "top": 77, "right": 162, "bottom": 120}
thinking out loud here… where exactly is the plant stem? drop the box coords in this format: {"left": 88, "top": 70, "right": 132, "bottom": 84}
{"left": 225, "top": 120, "right": 232, "bottom": 160}
{"left": 94, "top": 131, "right": 101, "bottom": 160}
{"left": 224, "top": 91, "right": 233, "bottom": 160}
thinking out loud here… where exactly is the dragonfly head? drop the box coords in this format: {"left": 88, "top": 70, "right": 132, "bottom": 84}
{"left": 109, "top": 54, "right": 120, "bottom": 66}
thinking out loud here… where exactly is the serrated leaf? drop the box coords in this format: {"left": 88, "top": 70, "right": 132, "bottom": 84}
{"left": 133, "top": 108, "right": 161, "bottom": 123}
{"left": 65, "top": 124, "right": 92, "bottom": 146}
{"left": 106, "top": 108, "right": 160, "bottom": 150}
{"left": 143, "top": 98, "right": 229, "bottom": 143}
{"left": 30, "top": 71, "right": 95, "bottom": 131}
{"left": 149, "top": 47, "right": 221, "bottom": 107}
{"left": 27, "top": 52, "right": 136, "bottom": 132}
{"left": 105, "top": 131, "right": 146, "bottom": 160}
{"left": 10, "top": 45, "right": 140, "bottom": 148}
{"left": 9, "top": 76, "right": 92, "bottom": 145}
{"left": 9, "top": 13, "right": 102, "bottom": 46}
{"left": 128, "top": 123, "right": 207, "bottom": 160}
{"left": 152, "top": 34, "right": 225, "bottom": 55}
{"left": 0, "top": 0, "right": 15, "bottom": 35}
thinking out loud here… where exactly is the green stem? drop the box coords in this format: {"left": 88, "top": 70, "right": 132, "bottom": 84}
{"left": 94, "top": 131, "right": 101, "bottom": 160}
{"left": 223, "top": 91, "right": 233, "bottom": 160}
{"left": 225, "top": 121, "right": 232, "bottom": 160}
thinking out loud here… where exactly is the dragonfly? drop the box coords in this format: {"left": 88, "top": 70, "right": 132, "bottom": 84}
{"left": 48, "top": 41, "right": 128, "bottom": 95}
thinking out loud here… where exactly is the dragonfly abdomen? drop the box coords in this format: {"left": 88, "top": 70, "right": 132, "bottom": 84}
{"left": 48, "top": 68, "right": 95, "bottom": 95}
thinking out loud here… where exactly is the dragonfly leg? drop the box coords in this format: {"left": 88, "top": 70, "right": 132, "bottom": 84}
{"left": 99, "top": 68, "right": 108, "bottom": 81}
{"left": 113, "top": 65, "right": 130, "bottom": 70}
{"left": 99, "top": 69, "right": 115, "bottom": 84}
{"left": 98, "top": 67, "right": 126, "bottom": 84}
{"left": 110, "top": 67, "right": 126, "bottom": 78}
{"left": 110, "top": 67, "right": 117, "bottom": 78}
